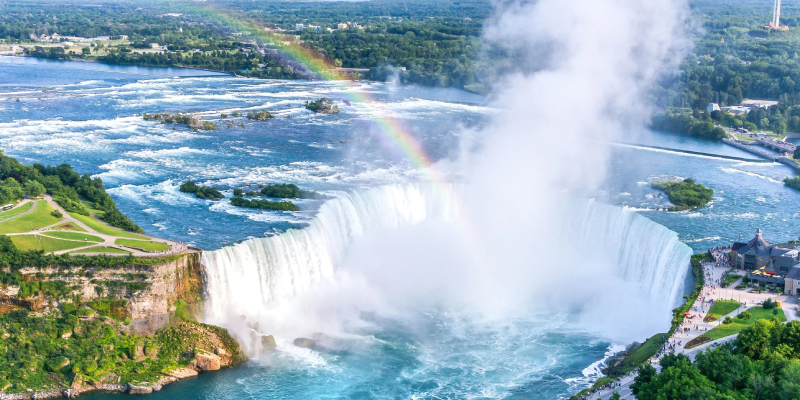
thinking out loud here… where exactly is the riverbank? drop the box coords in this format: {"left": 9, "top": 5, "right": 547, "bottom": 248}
{"left": 570, "top": 253, "right": 707, "bottom": 400}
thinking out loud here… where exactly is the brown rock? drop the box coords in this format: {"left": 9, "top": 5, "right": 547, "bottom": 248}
{"left": 194, "top": 352, "right": 221, "bottom": 371}
{"left": 215, "top": 347, "right": 226, "bottom": 356}
{"left": 293, "top": 338, "right": 316, "bottom": 348}
{"left": 127, "top": 383, "right": 153, "bottom": 394}
{"left": 262, "top": 335, "right": 277, "bottom": 350}
{"left": 167, "top": 368, "right": 198, "bottom": 379}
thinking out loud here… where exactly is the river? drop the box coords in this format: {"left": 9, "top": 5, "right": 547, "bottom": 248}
{"left": 1, "top": 57, "right": 798, "bottom": 399}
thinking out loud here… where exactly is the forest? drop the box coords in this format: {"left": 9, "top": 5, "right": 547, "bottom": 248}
{"left": 633, "top": 318, "right": 800, "bottom": 400}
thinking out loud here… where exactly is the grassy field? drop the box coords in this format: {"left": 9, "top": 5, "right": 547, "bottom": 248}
{"left": 10, "top": 234, "right": 90, "bottom": 253}
{"left": 707, "top": 300, "right": 742, "bottom": 320}
{"left": 704, "top": 306, "right": 787, "bottom": 341}
{"left": 114, "top": 239, "right": 170, "bottom": 252}
{"left": 0, "top": 202, "right": 33, "bottom": 220}
{"left": 69, "top": 212, "right": 147, "bottom": 240}
{"left": 0, "top": 201, "right": 62, "bottom": 234}
{"left": 70, "top": 246, "right": 131, "bottom": 255}
{"left": 52, "top": 222, "right": 86, "bottom": 231}
{"left": 42, "top": 231, "right": 103, "bottom": 243}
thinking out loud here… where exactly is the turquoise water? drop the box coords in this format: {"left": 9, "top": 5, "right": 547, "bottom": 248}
{"left": 2, "top": 57, "right": 799, "bottom": 399}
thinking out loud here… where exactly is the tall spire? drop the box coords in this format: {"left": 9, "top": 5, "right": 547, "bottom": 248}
{"left": 774, "top": 0, "right": 782, "bottom": 28}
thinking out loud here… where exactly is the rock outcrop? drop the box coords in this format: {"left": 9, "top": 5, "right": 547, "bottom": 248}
{"left": 293, "top": 337, "right": 316, "bottom": 348}
{"left": 194, "top": 351, "right": 221, "bottom": 371}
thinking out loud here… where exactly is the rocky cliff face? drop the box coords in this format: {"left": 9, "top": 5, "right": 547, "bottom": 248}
{"left": 127, "top": 252, "right": 205, "bottom": 335}
{"left": 12, "top": 252, "right": 206, "bottom": 335}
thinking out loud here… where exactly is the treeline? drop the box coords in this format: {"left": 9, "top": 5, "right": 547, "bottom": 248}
{"left": 632, "top": 318, "right": 800, "bottom": 400}
{"left": 0, "top": 151, "right": 141, "bottom": 233}
{"left": 651, "top": 111, "right": 728, "bottom": 140}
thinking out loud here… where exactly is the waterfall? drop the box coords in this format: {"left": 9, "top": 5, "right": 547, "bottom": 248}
{"left": 201, "top": 184, "right": 692, "bottom": 331}
{"left": 201, "top": 184, "right": 459, "bottom": 323}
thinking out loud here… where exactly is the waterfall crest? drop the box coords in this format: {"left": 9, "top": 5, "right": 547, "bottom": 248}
{"left": 201, "top": 184, "right": 692, "bottom": 331}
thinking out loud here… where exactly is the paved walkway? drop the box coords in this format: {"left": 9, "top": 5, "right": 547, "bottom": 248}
{"left": 3, "top": 195, "right": 188, "bottom": 257}
{"left": 584, "top": 248, "right": 796, "bottom": 399}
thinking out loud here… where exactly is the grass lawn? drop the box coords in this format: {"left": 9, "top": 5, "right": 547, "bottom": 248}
{"left": 114, "top": 239, "right": 170, "bottom": 252}
{"left": 42, "top": 231, "right": 103, "bottom": 243}
{"left": 704, "top": 306, "right": 787, "bottom": 341}
{"left": 70, "top": 246, "right": 131, "bottom": 255}
{"left": 0, "top": 201, "right": 62, "bottom": 234}
{"left": 69, "top": 212, "right": 147, "bottom": 240}
{"left": 0, "top": 202, "right": 33, "bottom": 220}
{"left": 52, "top": 222, "right": 86, "bottom": 232}
{"left": 10, "top": 234, "right": 90, "bottom": 253}
{"left": 707, "top": 300, "right": 742, "bottom": 320}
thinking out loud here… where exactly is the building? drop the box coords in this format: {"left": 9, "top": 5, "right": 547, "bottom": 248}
{"left": 337, "top": 23, "right": 348, "bottom": 30}
{"left": 708, "top": 103, "right": 721, "bottom": 113}
{"left": 308, "top": 25, "right": 321, "bottom": 32}
{"left": 740, "top": 99, "right": 779, "bottom": 109}
{"left": 295, "top": 24, "right": 304, "bottom": 31}
{"left": 721, "top": 106, "right": 750, "bottom": 115}
{"left": 731, "top": 229, "right": 800, "bottom": 286}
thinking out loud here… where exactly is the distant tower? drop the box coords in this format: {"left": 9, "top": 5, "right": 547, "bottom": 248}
{"left": 773, "top": 0, "right": 782, "bottom": 28}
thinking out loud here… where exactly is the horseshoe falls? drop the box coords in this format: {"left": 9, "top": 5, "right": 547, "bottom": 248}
{"left": 198, "top": 184, "right": 692, "bottom": 399}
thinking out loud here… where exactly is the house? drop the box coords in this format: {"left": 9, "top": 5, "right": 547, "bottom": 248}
{"left": 295, "top": 24, "right": 304, "bottom": 31}
{"left": 39, "top": 34, "right": 51, "bottom": 42}
{"left": 337, "top": 23, "right": 348, "bottom": 30}
{"left": 51, "top": 33, "right": 61, "bottom": 41}
{"left": 708, "top": 103, "right": 720, "bottom": 113}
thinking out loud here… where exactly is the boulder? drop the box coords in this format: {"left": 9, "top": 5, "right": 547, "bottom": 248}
{"left": 194, "top": 352, "right": 221, "bottom": 371}
{"left": 127, "top": 384, "right": 153, "bottom": 395}
{"left": 293, "top": 338, "right": 316, "bottom": 348}
{"left": 215, "top": 347, "right": 226, "bottom": 356}
{"left": 168, "top": 368, "right": 198, "bottom": 379}
{"left": 261, "top": 335, "right": 277, "bottom": 350}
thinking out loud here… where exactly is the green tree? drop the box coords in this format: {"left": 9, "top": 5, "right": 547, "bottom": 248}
{"left": 23, "top": 181, "right": 45, "bottom": 198}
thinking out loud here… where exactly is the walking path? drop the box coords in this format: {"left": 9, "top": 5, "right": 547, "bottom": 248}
{"left": 584, "top": 247, "right": 795, "bottom": 399}
{"left": 3, "top": 195, "right": 189, "bottom": 257}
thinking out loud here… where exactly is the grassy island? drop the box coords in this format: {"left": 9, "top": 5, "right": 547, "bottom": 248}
{"left": 179, "top": 180, "right": 224, "bottom": 200}
{"left": 305, "top": 98, "right": 340, "bottom": 114}
{"left": 261, "top": 183, "right": 325, "bottom": 199}
{"left": 784, "top": 176, "right": 800, "bottom": 191}
{"left": 651, "top": 178, "right": 713, "bottom": 211}
{"left": 230, "top": 196, "right": 299, "bottom": 211}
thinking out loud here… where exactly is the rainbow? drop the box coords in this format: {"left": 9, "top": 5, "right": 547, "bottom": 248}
{"left": 174, "top": 6, "right": 483, "bottom": 251}
{"left": 183, "top": 5, "right": 455, "bottom": 189}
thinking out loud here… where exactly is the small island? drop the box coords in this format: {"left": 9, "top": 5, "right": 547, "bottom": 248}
{"left": 246, "top": 110, "right": 275, "bottom": 121}
{"left": 784, "top": 176, "right": 800, "bottom": 191}
{"left": 230, "top": 196, "right": 299, "bottom": 211}
{"left": 143, "top": 113, "right": 216, "bottom": 131}
{"left": 305, "top": 98, "right": 340, "bottom": 114}
{"left": 179, "top": 181, "right": 224, "bottom": 200}
{"left": 260, "top": 183, "right": 325, "bottom": 199}
{"left": 651, "top": 178, "right": 713, "bottom": 211}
